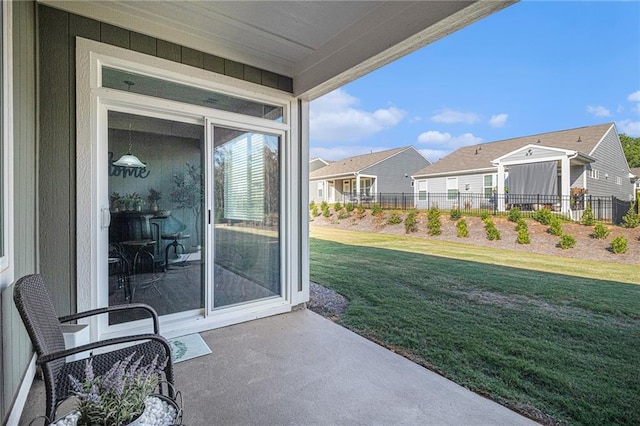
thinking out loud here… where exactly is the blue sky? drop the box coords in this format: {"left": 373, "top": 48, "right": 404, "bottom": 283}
{"left": 309, "top": 1, "right": 640, "bottom": 162}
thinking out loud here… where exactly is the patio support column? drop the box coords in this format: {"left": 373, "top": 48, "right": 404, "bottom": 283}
{"left": 356, "top": 174, "right": 361, "bottom": 203}
{"left": 561, "top": 157, "right": 570, "bottom": 213}
{"left": 497, "top": 163, "right": 506, "bottom": 212}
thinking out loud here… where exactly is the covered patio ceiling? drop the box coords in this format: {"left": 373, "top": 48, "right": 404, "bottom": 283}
{"left": 39, "top": 0, "right": 515, "bottom": 99}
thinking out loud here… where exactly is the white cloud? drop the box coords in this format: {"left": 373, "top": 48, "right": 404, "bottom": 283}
{"left": 418, "top": 130, "right": 451, "bottom": 144}
{"left": 310, "top": 89, "right": 406, "bottom": 142}
{"left": 586, "top": 105, "right": 611, "bottom": 118}
{"left": 617, "top": 120, "right": 640, "bottom": 137}
{"left": 628, "top": 91, "right": 640, "bottom": 102}
{"left": 488, "top": 113, "right": 508, "bottom": 128}
{"left": 430, "top": 108, "right": 479, "bottom": 124}
{"left": 416, "top": 130, "right": 483, "bottom": 159}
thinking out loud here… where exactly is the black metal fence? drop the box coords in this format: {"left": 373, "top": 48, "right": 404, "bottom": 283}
{"left": 329, "top": 192, "right": 634, "bottom": 224}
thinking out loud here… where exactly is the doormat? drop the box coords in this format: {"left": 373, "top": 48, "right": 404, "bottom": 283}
{"left": 169, "top": 333, "right": 212, "bottom": 364}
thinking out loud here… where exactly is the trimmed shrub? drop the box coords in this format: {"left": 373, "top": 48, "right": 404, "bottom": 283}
{"left": 456, "top": 218, "right": 469, "bottom": 238}
{"left": 591, "top": 223, "right": 610, "bottom": 239}
{"left": 450, "top": 208, "right": 462, "bottom": 221}
{"left": 337, "top": 209, "right": 350, "bottom": 220}
{"left": 333, "top": 202, "right": 342, "bottom": 211}
{"left": 320, "top": 201, "right": 328, "bottom": 210}
{"left": 516, "top": 228, "right": 530, "bottom": 244}
{"left": 622, "top": 202, "right": 640, "bottom": 228}
{"left": 345, "top": 202, "right": 354, "bottom": 212}
{"left": 427, "top": 206, "right": 442, "bottom": 236}
{"left": 404, "top": 210, "right": 418, "bottom": 233}
{"left": 371, "top": 203, "right": 383, "bottom": 216}
{"left": 548, "top": 216, "right": 563, "bottom": 236}
{"left": 322, "top": 205, "right": 330, "bottom": 217}
{"left": 580, "top": 204, "right": 595, "bottom": 226}
{"left": 386, "top": 211, "right": 402, "bottom": 225}
{"left": 558, "top": 234, "right": 576, "bottom": 249}
{"left": 311, "top": 205, "right": 319, "bottom": 217}
{"left": 610, "top": 236, "right": 628, "bottom": 254}
{"left": 515, "top": 218, "right": 528, "bottom": 232}
{"left": 480, "top": 211, "right": 490, "bottom": 221}
{"left": 507, "top": 207, "right": 521, "bottom": 223}
{"left": 309, "top": 201, "right": 316, "bottom": 210}
{"left": 484, "top": 218, "right": 501, "bottom": 241}
{"left": 532, "top": 207, "right": 553, "bottom": 225}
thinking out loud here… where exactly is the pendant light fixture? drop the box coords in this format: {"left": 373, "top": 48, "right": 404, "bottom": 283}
{"left": 112, "top": 81, "right": 146, "bottom": 168}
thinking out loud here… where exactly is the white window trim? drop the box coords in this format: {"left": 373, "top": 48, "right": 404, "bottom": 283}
{"left": 416, "top": 179, "right": 427, "bottom": 201}
{"left": 76, "top": 38, "right": 295, "bottom": 340}
{"left": 483, "top": 174, "right": 494, "bottom": 199}
{"left": 446, "top": 177, "right": 458, "bottom": 200}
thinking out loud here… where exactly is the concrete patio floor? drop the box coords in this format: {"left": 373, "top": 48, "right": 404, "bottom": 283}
{"left": 20, "top": 308, "right": 538, "bottom": 425}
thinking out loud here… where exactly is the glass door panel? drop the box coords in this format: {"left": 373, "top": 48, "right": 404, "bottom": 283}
{"left": 107, "top": 111, "right": 205, "bottom": 324}
{"left": 212, "top": 126, "right": 280, "bottom": 308}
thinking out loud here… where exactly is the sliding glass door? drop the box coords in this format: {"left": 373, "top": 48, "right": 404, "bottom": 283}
{"left": 107, "top": 110, "right": 205, "bottom": 324}
{"left": 211, "top": 125, "right": 281, "bottom": 308}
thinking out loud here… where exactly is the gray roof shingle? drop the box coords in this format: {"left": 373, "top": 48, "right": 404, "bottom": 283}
{"left": 413, "top": 123, "right": 614, "bottom": 177}
{"left": 310, "top": 146, "right": 413, "bottom": 179}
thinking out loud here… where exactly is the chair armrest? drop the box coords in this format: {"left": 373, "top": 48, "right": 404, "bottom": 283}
{"left": 38, "top": 333, "right": 171, "bottom": 365}
{"left": 58, "top": 303, "right": 160, "bottom": 333}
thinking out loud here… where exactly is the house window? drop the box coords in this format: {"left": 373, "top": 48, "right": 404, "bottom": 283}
{"left": 616, "top": 176, "right": 621, "bottom": 185}
{"left": 317, "top": 181, "right": 324, "bottom": 198}
{"left": 446, "top": 177, "right": 458, "bottom": 200}
{"left": 417, "top": 180, "right": 427, "bottom": 201}
{"left": 588, "top": 168, "right": 599, "bottom": 179}
{"left": 349, "top": 178, "right": 373, "bottom": 197}
{"left": 102, "top": 67, "right": 284, "bottom": 122}
{"left": 483, "top": 174, "right": 494, "bottom": 199}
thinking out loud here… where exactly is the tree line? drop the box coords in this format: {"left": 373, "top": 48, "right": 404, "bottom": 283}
{"left": 621, "top": 133, "right": 640, "bottom": 168}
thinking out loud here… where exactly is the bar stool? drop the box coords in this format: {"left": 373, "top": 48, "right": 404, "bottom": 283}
{"left": 162, "top": 232, "right": 190, "bottom": 271}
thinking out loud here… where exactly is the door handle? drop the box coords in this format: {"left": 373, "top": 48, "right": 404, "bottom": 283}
{"left": 101, "top": 207, "right": 111, "bottom": 229}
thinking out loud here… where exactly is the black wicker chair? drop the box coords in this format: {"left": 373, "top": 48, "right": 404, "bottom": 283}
{"left": 13, "top": 273, "right": 174, "bottom": 420}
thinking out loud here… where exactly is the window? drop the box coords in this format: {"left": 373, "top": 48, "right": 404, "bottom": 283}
{"left": 317, "top": 181, "right": 324, "bottom": 198}
{"left": 417, "top": 180, "right": 427, "bottom": 201}
{"left": 588, "top": 168, "right": 599, "bottom": 179}
{"left": 483, "top": 174, "right": 494, "bottom": 199}
{"left": 616, "top": 176, "right": 621, "bottom": 185}
{"left": 446, "top": 177, "right": 458, "bottom": 200}
{"left": 102, "top": 67, "right": 284, "bottom": 122}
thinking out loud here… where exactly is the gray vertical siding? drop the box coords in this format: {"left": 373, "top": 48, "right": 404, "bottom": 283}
{"left": 362, "top": 147, "right": 430, "bottom": 194}
{"left": 585, "top": 126, "right": 634, "bottom": 200}
{"left": 1, "top": 1, "right": 38, "bottom": 423}
{"left": 37, "top": 3, "right": 295, "bottom": 318}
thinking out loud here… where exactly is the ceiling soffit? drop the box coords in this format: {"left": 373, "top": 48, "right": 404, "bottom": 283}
{"left": 38, "top": 0, "right": 515, "bottom": 99}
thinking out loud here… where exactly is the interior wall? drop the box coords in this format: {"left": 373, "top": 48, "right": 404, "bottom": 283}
{"left": 1, "top": 1, "right": 37, "bottom": 423}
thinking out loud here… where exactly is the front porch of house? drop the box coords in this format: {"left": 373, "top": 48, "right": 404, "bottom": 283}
{"left": 319, "top": 175, "right": 377, "bottom": 204}
{"left": 493, "top": 144, "right": 595, "bottom": 215}
{"left": 19, "top": 309, "right": 537, "bottom": 426}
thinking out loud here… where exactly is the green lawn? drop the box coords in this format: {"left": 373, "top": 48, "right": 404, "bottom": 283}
{"left": 309, "top": 229, "right": 640, "bottom": 425}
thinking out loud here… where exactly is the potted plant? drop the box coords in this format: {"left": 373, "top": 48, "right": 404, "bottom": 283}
{"left": 147, "top": 188, "right": 162, "bottom": 212}
{"left": 52, "top": 352, "right": 181, "bottom": 426}
{"left": 129, "top": 192, "right": 144, "bottom": 212}
{"left": 110, "top": 192, "right": 122, "bottom": 212}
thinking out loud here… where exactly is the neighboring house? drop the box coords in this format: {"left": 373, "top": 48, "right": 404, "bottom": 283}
{"left": 309, "top": 146, "right": 431, "bottom": 204}
{"left": 631, "top": 167, "right": 640, "bottom": 196}
{"left": 308, "top": 158, "right": 331, "bottom": 204}
{"left": 0, "top": 1, "right": 513, "bottom": 423}
{"left": 413, "top": 123, "right": 634, "bottom": 214}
